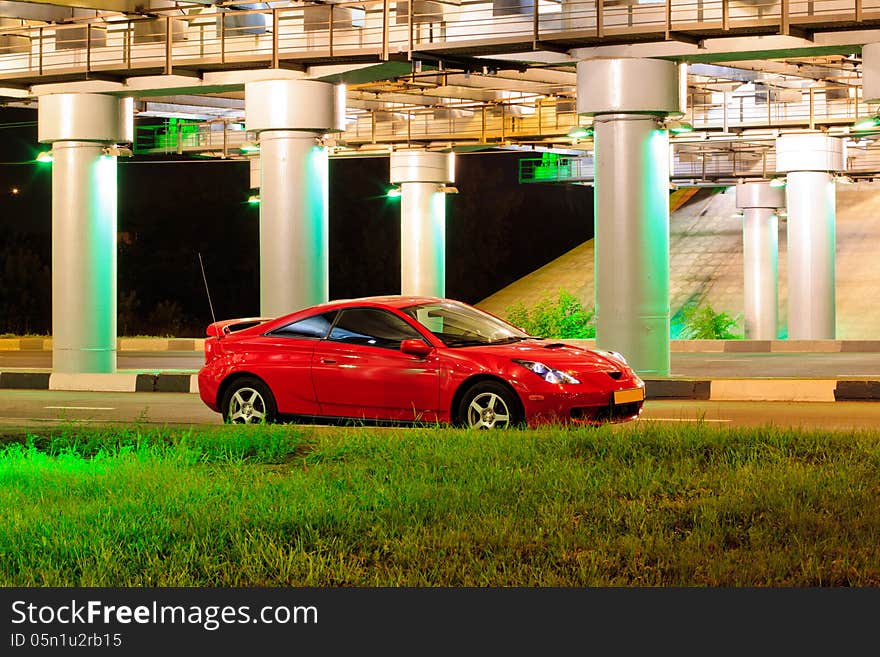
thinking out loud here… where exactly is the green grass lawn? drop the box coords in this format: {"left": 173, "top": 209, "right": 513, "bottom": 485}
{"left": 1, "top": 422, "right": 879, "bottom": 586}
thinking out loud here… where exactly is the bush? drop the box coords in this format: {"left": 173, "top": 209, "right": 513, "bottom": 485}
{"left": 678, "top": 302, "right": 742, "bottom": 339}
{"left": 505, "top": 289, "right": 595, "bottom": 339}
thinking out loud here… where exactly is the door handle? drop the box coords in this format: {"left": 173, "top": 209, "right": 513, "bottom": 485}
{"left": 321, "top": 358, "right": 337, "bottom": 364}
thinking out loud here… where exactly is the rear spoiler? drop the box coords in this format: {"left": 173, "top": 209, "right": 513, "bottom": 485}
{"left": 206, "top": 317, "right": 274, "bottom": 338}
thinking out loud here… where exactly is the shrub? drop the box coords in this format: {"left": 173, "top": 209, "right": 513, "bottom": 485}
{"left": 147, "top": 300, "right": 185, "bottom": 338}
{"left": 678, "top": 302, "right": 743, "bottom": 339}
{"left": 505, "top": 289, "right": 595, "bottom": 339}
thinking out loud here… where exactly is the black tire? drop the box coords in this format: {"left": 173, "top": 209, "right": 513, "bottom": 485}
{"left": 221, "top": 376, "right": 278, "bottom": 424}
{"left": 457, "top": 380, "right": 523, "bottom": 430}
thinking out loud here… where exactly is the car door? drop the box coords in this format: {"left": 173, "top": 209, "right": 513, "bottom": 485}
{"left": 311, "top": 307, "right": 441, "bottom": 422}
{"left": 251, "top": 311, "right": 337, "bottom": 416}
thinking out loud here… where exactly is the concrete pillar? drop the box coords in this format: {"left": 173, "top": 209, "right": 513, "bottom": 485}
{"left": 244, "top": 79, "right": 345, "bottom": 316}
{"left": 775, "top": 134, "right": 845, "bottom": 339}
{"left": 861, "top": 43, "right": 880, "bottom": 103}
{"left": 577, "top": 58, "right": 685, "bottom": 376}
{"left": 735, "top": 181, "right": 785, "bottom": 340}
{"left": 37, "top": 93, "right": 133, "bottom": 374}
{"left": 389, "top": 150, "right": 455, "bottom": 297}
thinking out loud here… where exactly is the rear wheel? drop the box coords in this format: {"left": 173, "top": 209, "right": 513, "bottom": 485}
{"left": 458, "top": 381, "right": 522, "bottom": 430}
{"left": 221, "top": 377, "right": 277, "bottom": 424}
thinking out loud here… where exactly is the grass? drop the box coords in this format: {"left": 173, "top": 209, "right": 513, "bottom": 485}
{"left": 1, "top": 422, "right": 879, "bottom": 586}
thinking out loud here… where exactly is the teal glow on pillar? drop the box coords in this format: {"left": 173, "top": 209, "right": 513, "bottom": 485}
{"left": 430, "top": 188, "right": 447, "bottom": 297}
{"left": 306, "top": 143, "right": 330, "bottom": 259}
{"left": 786, "top": 170, "right": 836, "bottom": 339}
{"left": 52, "top": 141, "right": 117, "bottom": 373}
{"left": 593, "top": 116, "right": 670, "bottom": 377}
{"left": 90, "top": 153, "right": 118, "bottom": 350}
{"left": 400, "top": 182, "right": 446, "bottom": 298}
{"left": 258, "top": 133, "right": 329, "bottom": 316}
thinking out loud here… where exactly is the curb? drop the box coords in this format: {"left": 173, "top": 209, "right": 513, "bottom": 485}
{"left": 564, "top": 339, "right": 880, "bottom": 354}
{"left": 0, "top": 338, "right": 206, "bottom": 352}
{"left": 644, "top": 378, "right": 880, "bottom": 402}
{"left": 0, "top": 372, "right": 199, "bottom": 394}
{"left": 2, "top": 372, "right": 880, "bottom": 401}
{"left": 3, "top": 338, "right": 880, "bottom": 354}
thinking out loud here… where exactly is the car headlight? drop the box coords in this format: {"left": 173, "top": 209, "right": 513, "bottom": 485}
{"left": 513, "top": 359, "right": 580, "bottom": 384}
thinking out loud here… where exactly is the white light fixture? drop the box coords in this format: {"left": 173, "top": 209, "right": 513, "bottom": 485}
{"left": 567, "top": 125, "right": 593, "bottom": 140}
{"left": 102, "top": 145, "right": 133, "bottom": 157}
{"left": 769, "top": 177, "right": 787, "bottom": 188}
{"left": 666, "top": 120, "right": 695, "bottom": 134}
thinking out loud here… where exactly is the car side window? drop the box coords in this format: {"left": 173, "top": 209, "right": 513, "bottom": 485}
{"left": 329, "top": 308, "right": 423, "bottom": 350}
{"left": 268, "top": 311, "right": 338, "bottom": 339}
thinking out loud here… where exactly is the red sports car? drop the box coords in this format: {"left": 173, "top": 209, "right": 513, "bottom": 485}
{"left": 197, "top": 296, "right": 645, "bottom": 428}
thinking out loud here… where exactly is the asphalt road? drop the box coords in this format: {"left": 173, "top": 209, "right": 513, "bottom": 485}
{"left": 1, "top": 390, "right": 879, "bottom": 433}
{"left": 3, "top": 351, "right": 880, "bottom": 378}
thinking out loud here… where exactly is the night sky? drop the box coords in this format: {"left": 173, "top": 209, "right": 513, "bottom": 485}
{"left": 0, "top": 106, "right": 594, "bottom": 337}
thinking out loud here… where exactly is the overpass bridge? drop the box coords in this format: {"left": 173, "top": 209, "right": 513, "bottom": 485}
{"left": 2, "top": 0, "right": 880, "bottom": 377}
{"left": 2, "top": 0, "right": 880, "bottom": 159}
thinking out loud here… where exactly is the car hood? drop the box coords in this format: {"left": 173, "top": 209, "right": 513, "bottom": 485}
{"left": 461, "top": 339, "right": 628, "bottom": 374}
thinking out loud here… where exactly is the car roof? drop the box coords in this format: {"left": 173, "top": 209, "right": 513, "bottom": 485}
{"left": 217, "top": 296, "right": 459, "bottom": 338}
{"left": 316, "top": 295, "right": 446, "bottom": 310}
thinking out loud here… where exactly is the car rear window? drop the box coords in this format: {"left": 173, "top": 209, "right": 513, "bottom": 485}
{"left": 267, "top": 311, "right": 338, "bottom": 339}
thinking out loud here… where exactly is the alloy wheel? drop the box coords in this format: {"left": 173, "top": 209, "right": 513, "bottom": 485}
{"left": 227, "top": 387, "right": 267, "bottom": 424}
{"left": 466, "top": 391, "right": 511, "bottom": 429}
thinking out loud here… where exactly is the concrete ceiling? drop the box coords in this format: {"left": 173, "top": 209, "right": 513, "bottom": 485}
{"left": 2, "top": 0, "right": 879, "bottom": 167}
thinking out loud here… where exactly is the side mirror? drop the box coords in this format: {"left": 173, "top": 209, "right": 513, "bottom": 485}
{"left": 400, "top": 339, "right": 432, "bottom": 357}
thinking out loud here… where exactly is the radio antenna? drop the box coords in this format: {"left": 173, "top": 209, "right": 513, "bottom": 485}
{"left": 198, "top": 252, "right": 217, "bottom": 323}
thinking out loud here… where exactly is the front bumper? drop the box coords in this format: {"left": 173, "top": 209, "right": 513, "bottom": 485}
{"left": 518, "top": 379, "right": 645, "bottom": 427}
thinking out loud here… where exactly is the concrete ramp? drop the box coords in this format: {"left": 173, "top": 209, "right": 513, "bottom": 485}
{"left": 478, "top": 183, "right": 880, "bottom": 339}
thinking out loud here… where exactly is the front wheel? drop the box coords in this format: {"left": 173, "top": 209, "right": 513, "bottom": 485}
{"left": 458, "top": 381, "right": 523, "bottom": 430}
{"left": 221, "top": 377, "right": 277, "bottom": 424}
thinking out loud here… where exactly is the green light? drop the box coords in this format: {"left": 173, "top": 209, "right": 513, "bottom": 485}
{"left": 386, "top": 187, "right": 401, "bottom": 199}
{"left": 240, "top": 142, "right": 260, "bottom": 153}
{"left": 668, "top": 121, "right": 694, "bottom": 134}
{"left": 247, "top": 195, "right": 260, "bottom": 205}
{"left": 567, "top": 126, "right": 593, "bottom": 140}
{"left": 853, "top": 116, "right": 880, "bottom": 131}
{"left": 769, "top": 177, "right": 787, "bottom": 188}
{"left": 36, "top": 151, "right": 53, "bottom": 163}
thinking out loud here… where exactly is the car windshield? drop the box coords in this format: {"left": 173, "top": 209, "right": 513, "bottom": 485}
{"left": 402, "top": 301, "right": 531, "bottom": 347}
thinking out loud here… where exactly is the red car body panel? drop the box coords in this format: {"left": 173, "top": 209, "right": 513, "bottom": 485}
{"left": 311, "top": 341, "right": 442, "bottom": 422}
{"left": 197, "top": 296, "right": 645, "bottom": 427}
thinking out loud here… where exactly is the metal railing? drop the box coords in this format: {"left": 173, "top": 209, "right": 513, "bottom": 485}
{"left": 519, "top": 138, "right": 880, "bottom": 183}
{"left": 128, "top": 82, "right": 880, "bottom": 160}
{"left": 135, "top": 119, "right": 257, "bottom": 156}
{"left": 335, "top": 82, "right": 877, "bottom": 148}
{"left": 690, "top": 85, "right": 870, "bottom": 132}
{"left": 1, "top": 0, "right": 879, "bottom": 83}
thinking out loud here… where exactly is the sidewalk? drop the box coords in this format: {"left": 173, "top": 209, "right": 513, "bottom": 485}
{"left": 1, "top": 339, "right": 879, "bottom": 402}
